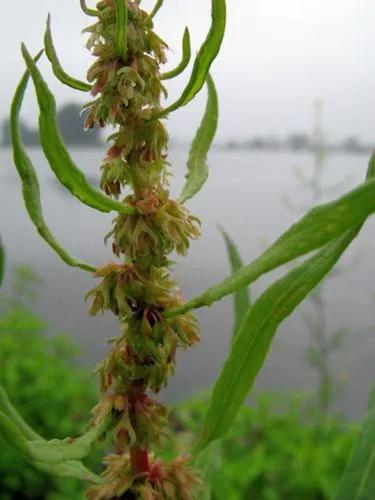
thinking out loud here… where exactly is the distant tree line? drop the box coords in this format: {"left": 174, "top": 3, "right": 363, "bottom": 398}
{"left": 1, "top": 103, "right": 102, "bottom": 147}
{"left": 223, "top": 133, "right": 373, "bottom": 154}
{"left": 3, "top": 105, "right": 371, "bottom": 154}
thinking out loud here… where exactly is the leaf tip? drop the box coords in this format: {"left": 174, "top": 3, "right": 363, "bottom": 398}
{"left": 20, "top": 43, "right": 31, "bottom": 61}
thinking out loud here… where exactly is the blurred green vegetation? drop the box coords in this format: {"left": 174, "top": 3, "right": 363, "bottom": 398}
{"left": 0, "top": 267, "right": 358, "bottom": 499}
{"left": 167, "top": 395, "right": 358, "bottom": 500}
{"left": 0, "top": 267, "right": 99, "bottom": 499}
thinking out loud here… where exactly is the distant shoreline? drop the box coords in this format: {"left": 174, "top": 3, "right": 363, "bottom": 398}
{"left": 1, "top": 142, "right": 372, "bottom": 156}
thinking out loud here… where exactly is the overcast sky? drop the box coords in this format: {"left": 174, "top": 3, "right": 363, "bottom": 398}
{"left": 2, "top": 0, "right": 375, "bottom": 142}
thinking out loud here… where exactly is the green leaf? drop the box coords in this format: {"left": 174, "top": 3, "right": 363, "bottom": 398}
{"left": 0, "top": 237, "right": 4, "bottom": 287}
{"left": 36, "top": 459, "right": 102, "bottom": 484}
{"left": 10, "top": 54, "right": 96, "bottom": 273}
{"left": 21, "top": 44, "right": 136, "bottom": 216}
{"left": 0, "top": 385, "right": 106, "bottom": 464}
{"left": 0, "top": 385, "right": 101, "bottom": 483}
{"left": 0, "top": 411, "right": 31, "bottom": 458}
{"left": 161, "top": 27, "right": 191, "bottom": 80}
{"left": 155, "top": 0, "right": 226, "bottom": 118}
{"left": 0, "top": 385, "right": 41, "bottom": 441}
{"left": 80, "top": 0, "right": 98, "bottom": 17}
{"left": 194, "top": 225, "right": 362, "bottom": 454}
{"left": 44, "top": 15, "right": 91, "bottom": 92}
{"left": 166, "top": 168, "right": 375, "bottom": 319}
{"left": 335, "top": 378, "right": 375, "bottom": 500}
{"left": 195, "top": 441, "right": 223, "bottom": 499}
{"left": 220, "top": 228, "right": 250, "bottom": 340}
{"left": 367, "top": 151, "right": 375, "bottom": 179}
{"left": 178, "top": 74, "right": 218, "bottom": 204}
{"left": 149, "top": 0, "right": 164, "bottom": 19}
{"left": 28, "top": 420, "right": 108, "bottom": 464}
{"left": 115, "top": 0, "right": 128, "bottom": 62}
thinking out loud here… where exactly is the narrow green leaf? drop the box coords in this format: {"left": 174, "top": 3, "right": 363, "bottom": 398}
{"left": 335, "top": 379, "right": 375, "bottom": 500}
{"left": 0, "top": 385, "right": 41, "bottom": 441}
{"left": 10, "top": 55, "right": 96, "bottom": 273}
{"left": 194, "top": 225, "right": 362, "bottom": 454}
{"left": 0, "top": 411, "right": 31, "bottom": 458}
{"left": 21, "top": 45, "right": 136, "bottom": 215}
{"left": 195, "top": 441, "right": 223, "bottom": 499}
{"left": 115, "top": 0, "right": 128, "bottom": 62}
{"left": 149, "top": 0, "right": 164, "bottom": 19}
{"left": 80, "top": 0, "right": 98, "bottom": 17}
{"left": 36, "top": 459, "right": 102, "bottom": 484}
{"left": 0, "top": 385, "right": 101, "bottom": 483}
{"left": 220, "top": 228, "right": 250, "bottom": 340}
{"left": 366, "top": 150, "right": 375, "bottom": 180}
{"left": 166, "top": 172, "right": 375, "bottom": 318}
{"left": 178, "top": 74, "right": 218, "bottom": 204}
{"left": 0, "top": 237, "right": 4, "bottom": 287}
{"left": 28, "top": 420, "right": 108, "bottom": 464}
{"left": 44, "top": 15, "right": 91, "bottom": 92}
{"left": 161, "top": 27, "right": 191, "bottom": 80}
{"left": 155, "top": 0, "right": 226, "bottom": 118}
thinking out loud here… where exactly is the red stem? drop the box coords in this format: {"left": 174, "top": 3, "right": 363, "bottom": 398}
{"left": 130, "top": 446, "right": 150, "bottom": 474}
{"left": 127, "top": 378, "right": 150, "bottom": 474}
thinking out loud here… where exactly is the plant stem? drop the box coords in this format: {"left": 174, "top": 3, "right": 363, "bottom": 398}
{"left": 130, "top": 446, "right": 150, "bottom": 474}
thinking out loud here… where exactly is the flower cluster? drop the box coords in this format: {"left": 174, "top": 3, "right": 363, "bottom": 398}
{"left": 84, "top": 0, "right": 167, "bottom": 129}
{"left": 97, "top": 335, "right": 176, "bottom": 394}
{"left": 83, "top": 0, "right": 201, "bottom": 497}
{"left": 107, "top": 192, "right": 201, "bottom": 262}
{"left": 87, "top": 262, "right": 178, "bottom": 316}
{"left": 91, "top": 391, "right": 168, "bottom": 450}
{"left": 95, "top": 302, "right": 199, "bottom": 394}
{"left": 100, "top": 122, "right": 170, "bottom": 197}
{"left": 87, "top": 454, "right": 201, "bottom": 500}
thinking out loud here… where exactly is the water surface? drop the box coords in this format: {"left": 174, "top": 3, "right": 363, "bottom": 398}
{"left": 1, "top": 147, "right": 374, "bottom": 418}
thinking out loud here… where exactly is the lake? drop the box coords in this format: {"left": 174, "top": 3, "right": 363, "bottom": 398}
{"left": 1, "top": 146, "right": 374, "bottom": 419}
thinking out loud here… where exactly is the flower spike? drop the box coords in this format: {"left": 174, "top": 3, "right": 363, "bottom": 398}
{"left": 9, "top": 0, "right": 228, "bottom": 496}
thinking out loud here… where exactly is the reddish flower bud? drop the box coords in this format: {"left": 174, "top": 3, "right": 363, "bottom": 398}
{"left": 107, "top": 144, "right": 123, "bottom": 159}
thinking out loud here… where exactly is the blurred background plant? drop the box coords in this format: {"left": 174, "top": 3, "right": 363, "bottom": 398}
{"left": 0, "top": 264, "right": 102, "bottom": 499}
{"left": 280, "top": 100, "right": 367, "bottom": 412}
{"left": 166, "top": 394, "right": 358, "bottom": 500}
